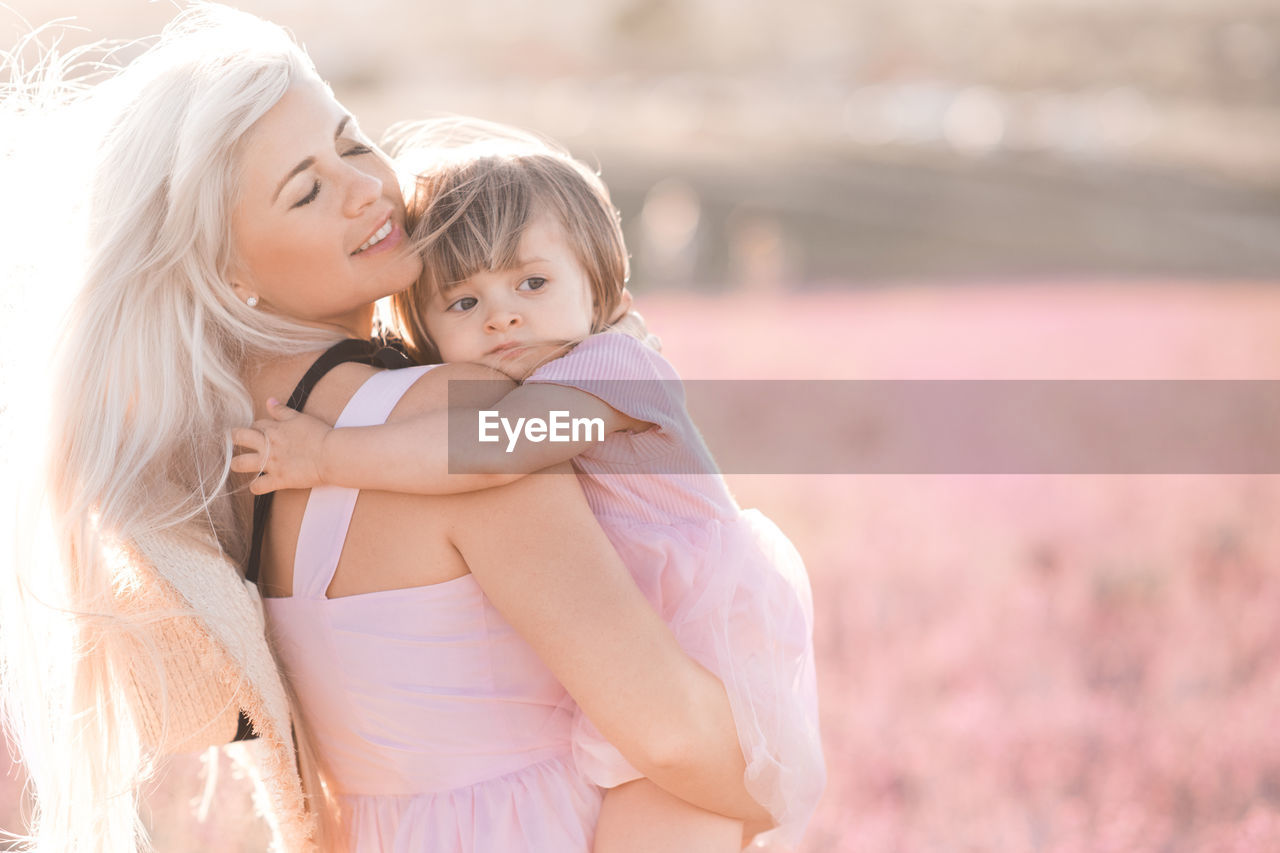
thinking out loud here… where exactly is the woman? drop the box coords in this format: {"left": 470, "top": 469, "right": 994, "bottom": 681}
{"left": 0, "top": 5, "right": 768, "bottom": 852}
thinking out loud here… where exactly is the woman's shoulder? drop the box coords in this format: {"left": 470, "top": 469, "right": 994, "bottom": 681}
{"left": 248, "top": 351, "right": 381, "bottom": 423}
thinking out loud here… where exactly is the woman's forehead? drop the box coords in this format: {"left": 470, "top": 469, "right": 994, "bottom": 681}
{"left": 238, "top": 81, "right": 349, "bottom": 191}
{"left": 255, "top": 78, "right": 343, "bottom": 133}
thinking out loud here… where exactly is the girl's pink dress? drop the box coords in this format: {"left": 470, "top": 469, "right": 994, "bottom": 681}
{"left": 526, "top": 332, "right": 826, "bottom": 850}
{"left": 264, "top": 365, "right": 602, "bottom": 852}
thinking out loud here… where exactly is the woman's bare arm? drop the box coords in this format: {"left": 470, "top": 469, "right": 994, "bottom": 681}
{"left": 443, "top": 469, "right": 770, "bottom": 825}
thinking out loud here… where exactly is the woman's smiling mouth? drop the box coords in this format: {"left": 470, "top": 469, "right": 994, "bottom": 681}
{"left": 352, "top": 218, "right": 394, "bottom": 255}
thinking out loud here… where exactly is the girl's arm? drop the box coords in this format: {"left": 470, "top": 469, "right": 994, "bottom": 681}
{"left": 444, "top": 464, "right": 771, "bottom": 827}
{"left": 231, "top": 378, "right": 650, "bottom": 496}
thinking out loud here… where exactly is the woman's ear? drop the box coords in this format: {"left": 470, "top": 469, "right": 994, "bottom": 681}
{"left": 230, "top": 280, "right": 260, "bottom": 308}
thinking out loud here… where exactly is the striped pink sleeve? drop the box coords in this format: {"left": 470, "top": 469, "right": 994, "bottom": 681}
{"left": 524, "top": 331, "right": 685, "bottom": 442}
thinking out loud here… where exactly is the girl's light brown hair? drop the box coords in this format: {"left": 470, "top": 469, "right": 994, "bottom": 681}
{"left": 387, "top": 118, "right": 629, "bottom": 364}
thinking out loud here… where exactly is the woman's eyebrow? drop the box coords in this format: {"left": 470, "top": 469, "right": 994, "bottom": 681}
{"left": 272, "top": 115, "right": 353, "bottom": 203}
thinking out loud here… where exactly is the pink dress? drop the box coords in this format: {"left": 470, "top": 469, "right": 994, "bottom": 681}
{"left": 264, "top": 365, "right": 602, "bottom": 852}
{"left": 525, "top": 332, "right": 826, "bottom": 850}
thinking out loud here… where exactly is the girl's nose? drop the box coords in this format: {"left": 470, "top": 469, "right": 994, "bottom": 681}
{"left": 485, "top": 310, "right": 522, "bottom": 333}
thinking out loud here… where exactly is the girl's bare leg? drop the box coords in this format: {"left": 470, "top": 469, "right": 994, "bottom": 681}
{"left": 593, "top": 777, "right": 744, "bottom": 853}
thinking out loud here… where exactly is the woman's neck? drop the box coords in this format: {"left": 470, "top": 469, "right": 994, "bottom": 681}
{"left": 240, "top": 304, "right": 377, "bottom": 422}
{"left": 316, "top": 304, "right": 376, "bottom": 340}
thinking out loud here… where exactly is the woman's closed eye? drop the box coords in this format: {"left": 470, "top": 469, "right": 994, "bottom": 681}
{"left": 292, "top": 180, "right": 320, "bottom": 208}
{"left": 517, "top": 276, "right": 547, "bottom": 292}
{"left": 290, "top": 145, "right": 375, "bottom": 208}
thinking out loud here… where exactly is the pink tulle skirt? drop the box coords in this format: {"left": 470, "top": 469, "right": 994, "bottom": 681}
{"left": 574, "top": 509, "right": 826, "bottom": 850}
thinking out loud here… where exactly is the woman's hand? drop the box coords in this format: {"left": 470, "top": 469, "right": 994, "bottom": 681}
{"left": 230, "top": 398, "right": 332, "bottom": 494}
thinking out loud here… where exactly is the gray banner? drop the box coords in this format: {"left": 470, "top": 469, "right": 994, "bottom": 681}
{"left": 446, "top": 380, "right": 1280, "bottom": 474}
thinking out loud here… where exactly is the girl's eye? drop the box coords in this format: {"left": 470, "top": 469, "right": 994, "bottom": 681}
{"left": 343, "top": 145, "right": 373, "bottom": 157}
{"left": 292, "top": 180, "right": 320, "bottom": 209}
{"left": 446, "top": 296, "right": 478, "bottom": 313}
{"left": 517, "top": 277, "right": 547, "bottom": 292}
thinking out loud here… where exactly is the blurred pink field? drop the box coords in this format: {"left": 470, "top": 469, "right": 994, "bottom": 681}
{"left": 5, "top": 281, "right": 1280, "bottom": 851}
{"left": 648, "top": 281, "right": 1280, "bottom": 853}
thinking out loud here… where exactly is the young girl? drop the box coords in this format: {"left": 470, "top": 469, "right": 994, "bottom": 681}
{"left": 233, "top": 121, "right": 825, "bottom": 851}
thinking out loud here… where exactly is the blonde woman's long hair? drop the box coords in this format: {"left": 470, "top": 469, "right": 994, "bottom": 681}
{"left": 0, "top": 5, "right": 346, "bottom": 850}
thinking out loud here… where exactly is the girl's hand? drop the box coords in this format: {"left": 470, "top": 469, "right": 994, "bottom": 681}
{"left": 605, "top": 287, "right": 661, "bottom": 351}
{"left": 230, "top": 398, "right": 332, "bottom": 495}
{"left": 609, "top": 309, "right": 662, "bottom": 352}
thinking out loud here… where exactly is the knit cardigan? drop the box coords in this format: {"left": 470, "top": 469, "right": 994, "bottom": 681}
{"left": 122, "top": 529, "right": 316, "bottom": 852}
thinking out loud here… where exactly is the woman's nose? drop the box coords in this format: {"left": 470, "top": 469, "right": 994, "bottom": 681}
{"left": 344, "top": 165, "right": 382, "bottom": 216}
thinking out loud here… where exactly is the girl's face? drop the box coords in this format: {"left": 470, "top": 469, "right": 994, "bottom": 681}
{"left": 421, "top": 211, "right": 595, "bottom": 379}
{"left": 231, "top": 79, "right": 422, "bottom": 336}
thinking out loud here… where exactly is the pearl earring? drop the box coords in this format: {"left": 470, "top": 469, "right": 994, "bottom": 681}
{"left": 246, "top": 296, "right": 259, "bottom": 308}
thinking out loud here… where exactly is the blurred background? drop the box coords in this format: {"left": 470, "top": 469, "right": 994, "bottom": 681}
{"left": 3, "top": 1, "right": 1280, "bottom": 850}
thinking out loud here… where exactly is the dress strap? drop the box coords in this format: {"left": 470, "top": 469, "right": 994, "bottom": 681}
{"left": 290, "top": 365, "right": 432, "bottom": 599}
